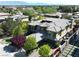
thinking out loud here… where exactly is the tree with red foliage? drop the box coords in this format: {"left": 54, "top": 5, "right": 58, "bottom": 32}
{"left": 11, "top": 35, "right": 26, "bottom": 48}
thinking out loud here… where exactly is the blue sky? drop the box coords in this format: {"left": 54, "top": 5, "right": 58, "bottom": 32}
{"left": 0, "top": 0, "right": 79, "bottom": 5}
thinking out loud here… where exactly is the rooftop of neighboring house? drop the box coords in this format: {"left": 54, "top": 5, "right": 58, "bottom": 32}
{"left": 0, "top": 17, "right": 6, "bottom": 20}
{"left": 41, "top": 12, "right": 63, "bottom": 18}
{"left": 0, "top": 13, "right": 11, "bottom": 20}
{"left": 74, "top": 12, "right": 79, "bottom": 14}
{"left": 41, "top": 12, "right": 73, "bottom": 18}
{"left": 0, "top": 12, "right": 10, "bottom": 16}
{"left": 10, "top": 14, "right": 29, "bottom": 19}
{"left": 72, "top": 14, "right": 79, "bottom": 19}
{"left": 29, "top": 17, "right": 71, "bottom": 33}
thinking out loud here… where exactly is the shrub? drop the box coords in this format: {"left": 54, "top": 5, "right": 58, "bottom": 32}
{"left": 11, "top": 35, "right": 26, "bottom": 48}
{"left": 19, "top": 21, "right": 28, "bottom": 33}
{"left": 33, "top": 6, "right": 57, "bottom": 14}
{"left": 11, "top": 21, "right": 29, "bottom": 48}
{"left": 12, "top": 26, "right": 24, "bottom": 36}
{"left": 39, "top": 44, "right": 51, "bottom": 57}
{"left": 75, "top": 20, "right": 79, "bottom": 25}
{"left": 24, "top": 36, "right": 37, "bottom": 54}
{"left": 37, "top": 16, "right": 44, "bottom": 20}
{"left": 62, "top": 15, "right": 71, "bottom": 19}
{"left": 22, "top": 9, "right": 36, "bottom": 16}
{"left": 1, "top": 18, "right": 18, "bottom": 35}
{"left": 42, "top": 7, "right": 57, "bottom": 14}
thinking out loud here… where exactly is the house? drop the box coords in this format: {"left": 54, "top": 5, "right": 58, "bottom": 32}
{"left": 72, "top": 12, "right": 79, "bottom": 19}
{"left": 28, "top": 17, "right": 74, "bottom": 51}
{"left": 42, "top": 12, "right": 63, "bottom": 18}
{"left": 10, "top": 15, "right": 29, "bottom": 22}
{"left": 0, "top": 13, "right": 11, "bottom": 22}
{"left": 29, "top": 17, "right": 73, "bottom": 40}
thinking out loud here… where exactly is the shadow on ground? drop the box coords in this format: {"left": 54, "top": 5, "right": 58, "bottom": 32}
{"left": 3, "top": 45, "right": 18, "bottom": 53}
{"left": 71, "top": 48, "right": 79, "bottom": 57}
{"left": 14, "top": 51, "right": 26, "bottom": 57}
{"left": 68, "top": 36, "right": 79, "bottom": 57}
{"left": 69, "top": 36, "right": 79, "bottom": 47}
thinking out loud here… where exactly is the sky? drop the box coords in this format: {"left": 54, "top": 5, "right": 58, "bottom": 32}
{"left": 0, "top": 0, "right": 79, "bottom": 5}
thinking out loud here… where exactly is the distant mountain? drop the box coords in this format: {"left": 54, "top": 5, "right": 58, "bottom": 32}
{"left": 0, "top": 1, "right": 28, "bottom": 5}
{"left": 0, "top": 1, "right": 50, "bottom": 6}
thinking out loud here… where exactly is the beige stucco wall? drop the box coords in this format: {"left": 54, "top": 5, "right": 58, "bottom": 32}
{"left": 56, "top": 29, "right": 67, "bottom": 41}
{"left": 56, "top": 26, "right": 73, "bottom": 41}
{"left": 22, "top": 18, "right": 29, "bottom": 22}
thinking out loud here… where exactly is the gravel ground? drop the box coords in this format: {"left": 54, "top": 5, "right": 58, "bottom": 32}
{"left": 0, "top": 39, "right": 26, "bottom": 57}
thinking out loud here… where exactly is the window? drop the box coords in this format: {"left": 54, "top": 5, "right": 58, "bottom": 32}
{"left": 53, "top": 33, "right": 56, "bottom": 38}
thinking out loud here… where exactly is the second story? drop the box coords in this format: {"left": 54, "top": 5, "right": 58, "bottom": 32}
{"left": 28, "top": 17, "right": 73, "bottom": 41}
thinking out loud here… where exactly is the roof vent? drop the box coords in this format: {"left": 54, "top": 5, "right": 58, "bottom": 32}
{"left": 41, "top": 20, "right": 52, "bottom": 23}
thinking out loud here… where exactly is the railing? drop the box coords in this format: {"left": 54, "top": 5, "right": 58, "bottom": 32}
{"left": 60, "top": 29, "right": 78, "bottom": 52}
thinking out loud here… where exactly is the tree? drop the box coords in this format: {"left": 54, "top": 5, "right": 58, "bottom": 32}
{"left": 22, "top": 9, "right": 37, "bottom": 21}
{"left": 11, "top": 25, "right": 26, "bottom": 48}
{"left": 33, "top": 6, "right": 57, "bottom": 14}
{"left": 11, "top": 21, "right": 29, "bottom": 49}
{"left": 12, "top": 25, "right": 24, "bottom": 36}
{"left": 11, "top": 35, "right": 26, "bottom": 48}
{"left": 12, "top": 21, "right": 29, "bottom": 36}
{"left": 24, "top": 36, "right": 37, "bottom": 54}
{"left": 58, "top": 6, "right": 79, "bottom": 13}
{"left": 33, "top": 6, "right": 43, "bottom": 14}
{"left": 37, "top": 15, "right": 44, "bottom": 20}
{"left": 75, "top": 20, "right": 79, "bottom": 25}
{"left": 22, "top": 9, "right": 36, "bottom": 16}
{"left": 19, "top": 21, "right": 29, "bottom": 33}
{"left": 42, "top": 7, "right": 57, "bottom": 14}
{"left": 39, "top": 44, "right": 51, "bottom": 57}
{"left": 1, "top": 18, "right": 18, "bottom": 36}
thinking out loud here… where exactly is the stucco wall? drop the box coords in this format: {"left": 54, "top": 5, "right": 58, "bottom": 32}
{"left": 56, "top": 27, "right": 73, "bottom": 41}
{"left": 56, "top": 29, "right": 67, "bottom": 41}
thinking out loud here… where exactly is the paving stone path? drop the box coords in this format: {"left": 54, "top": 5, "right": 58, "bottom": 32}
{"left": 59, "top": 34, "right": 79, "bottom": 57}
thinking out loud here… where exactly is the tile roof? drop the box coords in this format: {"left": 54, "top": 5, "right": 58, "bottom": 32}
{"left": 29, "top": 17, "right": 71, "bottom": 32}
{"left": 10, "top": 15, "right": 28, "bottom": 19}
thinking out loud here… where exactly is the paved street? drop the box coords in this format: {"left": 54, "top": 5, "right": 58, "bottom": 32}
{"left": 59, "top": 33, "right": 79, "bottom": 57}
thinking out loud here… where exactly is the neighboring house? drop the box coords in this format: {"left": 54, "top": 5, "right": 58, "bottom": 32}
{"left": 0, "top": 13, "right": 11, "bottom": 22}
{"left": 10, "top": 15, "right": 29, "bottom": 21}
{"left": 72, "top": 12, "right": 79, "bottom": 20}
{"left": 42, "top": 12, "right": 63, "bottom": 18}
